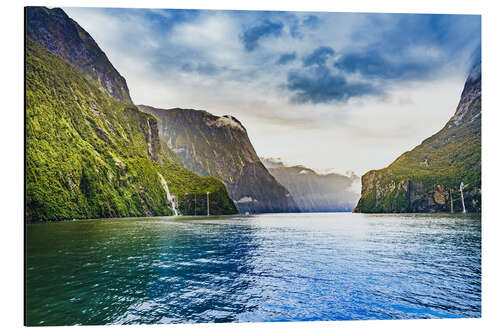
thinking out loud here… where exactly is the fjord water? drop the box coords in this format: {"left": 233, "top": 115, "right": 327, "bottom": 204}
{"left": 26, "top": 213, "right": 481, "bottom": 325}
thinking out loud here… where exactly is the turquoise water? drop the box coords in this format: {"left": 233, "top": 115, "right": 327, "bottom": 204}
{"left": 25, "top": 213, "right": 481, "bottom": 325}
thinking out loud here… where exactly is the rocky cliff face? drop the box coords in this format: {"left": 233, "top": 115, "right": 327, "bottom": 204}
{"left": 354, "top": 61, "right": 481, "bottom": 213}
{"left": 261, "top": 159, "right": 360, "bottom": 212}
{"left": 26, "top": 6, "right": 133, "bottom": 104}
{"left": 26, "top": 17, "right": 237, "bottom": 222}
{"left": 138, "top": 105, "right": 300, "bottom": 214}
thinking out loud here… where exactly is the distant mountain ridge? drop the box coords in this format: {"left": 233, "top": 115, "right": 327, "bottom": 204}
{"left": 26, "top": 6, "right": 133, "bottom": 104}
{"left": 354, "top": 60, "right": 481, "bottom": 213}
{"left": 137, "top": 105, "right": 300, "bottom": 214}
{"left": 261, "top": 158, "right": 360, "bottom": 212}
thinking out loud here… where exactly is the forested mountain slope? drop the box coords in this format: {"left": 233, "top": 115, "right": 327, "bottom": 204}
{"left": 26, "top": 38, "right": 237, "bottom": 222}
{"left": 354, "top": 62, "right": 481, "bottom": 213}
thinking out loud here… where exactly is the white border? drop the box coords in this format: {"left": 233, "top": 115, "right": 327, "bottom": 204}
{"left": 2, "top": 0, "right": 499, "bottom": 332}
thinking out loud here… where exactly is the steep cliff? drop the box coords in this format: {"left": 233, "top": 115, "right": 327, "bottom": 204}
{"left": 137, "top": 105, "right": 300, "bottom": 214}
{"left": 25, "top": 38, "right": 237, "bottom": 222}
{"left": 261, "top": 159, "right": 360, "bottom": 212}
{"left": 26, "top": 6, "right": 133, "bottom": 104}
{"left": 354, "top": 62, "right": 481, "bottom": 213}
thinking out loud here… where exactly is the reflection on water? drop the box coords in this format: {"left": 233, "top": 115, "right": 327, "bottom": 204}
{"left": 26, "top": 213, "right": 481, "bottom": 325}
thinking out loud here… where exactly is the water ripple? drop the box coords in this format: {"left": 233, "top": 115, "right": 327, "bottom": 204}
{"left": 26, "top": 213, "right": 481, "bottom": 325}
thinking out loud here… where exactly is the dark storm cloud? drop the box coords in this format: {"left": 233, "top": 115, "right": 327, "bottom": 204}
{"left": 284, "top": 13, "right": 481, "bottom": 104}
{"left": 334, "top": 50, "right": 439, "bottom": 81}
{"left": 334, "top": 14, "right": 481, "bottom": 82}
{"left": 286, "top": 65, "right": 381, "bottom": 104}
{"left": 277, "top": 52, "right": 297, "bottom": 65}
{"left": 302, "top": 46, "right": 335, "bottom": 67}
{"left": 240, "top": 19, "right": 284, "bottom": 51}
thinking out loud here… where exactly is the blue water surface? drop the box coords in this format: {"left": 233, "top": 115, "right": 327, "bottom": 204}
{"left": 26, "top": 213, "right": 481, "bottom": 325}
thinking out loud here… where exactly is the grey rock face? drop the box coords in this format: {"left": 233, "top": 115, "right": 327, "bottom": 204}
{"left": 138, "top": 105, "right": 300, "bottom": 214}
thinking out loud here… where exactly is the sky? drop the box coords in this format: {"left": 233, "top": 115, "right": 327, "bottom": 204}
{"left": 64, "top": 7, "right": 481, "bottom": 177}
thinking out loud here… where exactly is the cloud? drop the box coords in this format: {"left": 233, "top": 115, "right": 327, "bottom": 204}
{"left": 302, "top": 15, "right": 320, "bottom": 29}
{"left": 467, "top": 45, "right": 481, "bottom": 73}
{"left": 240, "top": 19, "right": 284, "bottom": 51}
{"left": 66, "top": 8, "right": 480, "bottom": 108}
{"left": 181, "top": 62, "right": 222, "bottom": 75}
{"left": 286, "top": 65, "right": 381, "bottom": 104}
{"left": 334, "top": 49, "right": 439, "bottom": 81}
{"left": 333, "top": 14, "right": 481, "bottom": 83}
{"left": 260, "top": 157, "right": 286, "bottom": 168}
{"left": 281, "top": 13, "right": 481, "bottom": 105}
{"left": 286, "top": 14, "right": 320, "bottom": 39}
{"left": 63, "top": 8, "right": 481, "bottom": 177}
{"left": 302, "top": 46, "right": 335, "bottom": 67}
{"left": 285, "top": 45, "right": 382, "bottom": 104}
{"left": 285, "top": 14, "right": 301, "bottom": 39}
{"left": 276, "top": 52, "right": 297, "bottom": 65}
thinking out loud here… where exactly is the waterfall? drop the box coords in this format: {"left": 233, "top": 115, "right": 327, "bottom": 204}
{"left": 157, "top": 173, "right": 179, "bottom": 216}
{"left": 450, "top": 188, "right": 454, "bottom": 213}
{"left": 207, "top": 192, "right": 210, "bottom": 216}
{"left": 460, "top": 182, "right": 467, "bottom": 213}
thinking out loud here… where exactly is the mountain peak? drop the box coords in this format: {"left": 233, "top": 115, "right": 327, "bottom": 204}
{"left": 47, "top": 7, "right": 69, "bottom": 18}
{"left": 26, "top": 6, "right": 133, "bottom": 104}
{"left": 208, "top": 115, "right": 246, "bottom": 132}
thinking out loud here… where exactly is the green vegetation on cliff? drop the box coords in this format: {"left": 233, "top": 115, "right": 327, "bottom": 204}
{"left": 26, "top": 38, "right": 237, "bottom": 222}
{"left": 354, "top": 63, "right": 481, "bottom": 213}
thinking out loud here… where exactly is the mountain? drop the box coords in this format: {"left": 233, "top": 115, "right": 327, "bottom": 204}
{"left": 137, "top": 105, "right": 300, "bottom": 214}
{"left": 26, "top": 21, "right": 237, "bottom": 222}
{"left": 354, "top": 61, "right": 481, "bottom": 213}
{"left": 26, "top": 6, "right": 132, "bottom": 104}
{"left": 261, "top": 159, "right": 360, "bottom": 212}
